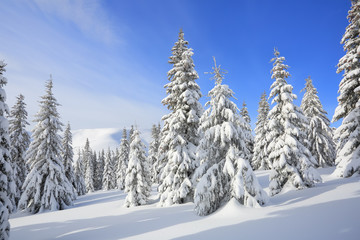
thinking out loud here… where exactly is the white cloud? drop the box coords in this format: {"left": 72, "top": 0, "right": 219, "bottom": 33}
{"left": 6, "top": 72, "right": 166, "bottom": 132}
{"left": 32, "top": 0, "right": 118, "bottom": 44}
{"left": 1, "top": 1, "right": 166, "bottom": 134}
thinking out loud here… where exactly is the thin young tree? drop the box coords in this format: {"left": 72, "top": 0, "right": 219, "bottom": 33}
{"left": 193, "top": 57, "right": 267, "bottom": 216}
{"left": 148, "top": 123, "right": 161, "bottom": 183}
{"left": 95, "top": 150, "right": 105, "bottom": 190}
{"left": 266, "top": 50, "right": 321, "bottom": 196}
{"left": 62, "top": 123, "right": 77, "bottom": 198}
{"left": 158, "top": 30, "right": 203, "bottom": 206}
{"left": 74, "top": 150, "right": 86, "bottom": 196}
{"left": 116, "top": 128, "right": 129, "bottom": 190}
{"left": 332, "top": 0, "right": 360, "bottom": 177}
{"left": 0, "top": 61, "right": 13, "bottom": 239}
{"left": 252, "top": 92, "right": 271, "bottom": 170}
{"left": 103, "top": 148, "right": 116, "bottom": 191}
{"left": 240, "top": 101, "right": 254, "bottom": 161}
{"left": 124, "top": 128, "right": 150, "bottom": 207}
{"left": 83, "top": 138, "right": 94, "bottom": 193}
{"left": 19, "top": 77, "right": 74, "bottom": 213}
{"left": 9, "top": 94, "right": 30, "bottom": 206}
{"left": 301, "top": 77, "right": 336, "bottom": 167}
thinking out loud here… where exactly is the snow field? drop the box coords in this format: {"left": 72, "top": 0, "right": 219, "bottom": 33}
{"left": 9, "top": 167, "right": 360, "bottom": 240}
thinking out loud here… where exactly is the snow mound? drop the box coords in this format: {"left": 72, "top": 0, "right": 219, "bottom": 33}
{"left": 9, "top": 167, "right": 360, "bottom": 240}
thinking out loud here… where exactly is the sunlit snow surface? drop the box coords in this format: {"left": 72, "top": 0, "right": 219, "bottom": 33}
{"left": 10, "top": 167, "right": 360, "bottom": 240}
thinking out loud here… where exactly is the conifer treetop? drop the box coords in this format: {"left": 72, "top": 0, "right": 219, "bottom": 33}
{"left": 206, "top": 57, "right": 227, "bottom": 86}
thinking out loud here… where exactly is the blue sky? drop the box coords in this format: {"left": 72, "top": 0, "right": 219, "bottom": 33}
{"left": 0, "top": 0, "right": 350, "bottom": 131}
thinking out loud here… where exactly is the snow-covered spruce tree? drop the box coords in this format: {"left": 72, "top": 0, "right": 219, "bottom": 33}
{"left": 301, "top": 77, "right": 336, "bottom": 167}
{"left": 74, "top": 150, "right": 86, "bottom": 196}
{"left": 158, "top": 31, "right": 203, "bottom": 206}
{"left": 83, "top": 139, "right": 94, "bottom": 193}
{"left": 266, "top": 50, "right": 321, "bottom": 196}
{"left": 124, "top": 129, "right": 151, "bottom": 207}
{"left": 94, "top": 150, "right": 104, "bottom": 190}
{"left": 156, "top": 29, "right": 189, "bottom": 184}
{"left": 148, "top": 123, "right": 161, "bottom": 183}
{"left": 91, "top": 151, "right": 101, "bottom": 190}
{"left": 252, "top": 92, "right": 271, "bottom": 170}
{"left": 193, "top": 57, "right": 267, "bottom": 216}
{"left": 62, "top": 123, "right": 77, "bottom": 199}
{"left": 332, "top": 0, "right": 360, "bottom": 178}
{"left": 116, "top": 128, "right": 129, "bottom": 190}
{"left": 0, "top": 61, "right": 12, "bottom": 239}
{"left": 129, "top": 125, "right": 135, "bottom": 143}
{"left": 19, "top": 77, "right": 74, "bottom": 214}
{"left": 9, "top": 94, "right": 30, "bottom": 206}
{"left": 240, "top": 101, "right": 254, "bottom": 162}
{"left": 103, "top": 148, "right": 116, "bottom": 191}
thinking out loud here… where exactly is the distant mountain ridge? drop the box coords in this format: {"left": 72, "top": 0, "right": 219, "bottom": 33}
{"left": 72, "top": 128, "right": 151, "bottom": 153}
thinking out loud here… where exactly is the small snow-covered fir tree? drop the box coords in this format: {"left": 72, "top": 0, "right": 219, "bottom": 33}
{"left": 129, "top": 125, "right": 135, "bottom": 143}
{"left": 332, "top": 0, "right": 360, "bottom": 177}
{"left": 148, "top": 123, "right": 161, "bottom": 183}
{"left": 83, "top": 139, "right": 94, "bottom": 193}
{"left": 240, "top": 101, "right": 254, "bottom": 161}
{"left": 94, "top": 150, "right": 104, "bottom": 190}
{"left": 91, "top": 151, "right": 101, "bottom": 190}
{"left": 103, "top": 148, "right": 116, "bottom": 191}
{"left": 116, "top": 128, "right": 129, "bottom": 190}
{"left": 124, "top": 129, "right": 150, "bottom": 207}
{"left": 19, "top": 77, "right": 74, "bottom": 213}
{"left": 74, "top": 150, "right": 86, "bottom": 196}
{"left": 0, "top": 61, "right": 12, "bottom": 239}
{"left": 252, "top": 92, "right": 271, "bottom": 170}
{"left": 301, "top": 77, "right": 336, "bottom": 167}
{"left": 193, "top": 57, "right": 267, "bottom": 216}
{"left": 158, "top": 30, "right": 203, "bottom": 206}
{"left": 156, "top": 29, "right": 190, "bottom": 184}
{"left": 62, "top": 123, "right": 77, "bottom": 199}
{"left": 9, "top": 94, "right": 30, "bottom": 206}
{"left": 266, "top": 50, "right": 321, "bottom": 196}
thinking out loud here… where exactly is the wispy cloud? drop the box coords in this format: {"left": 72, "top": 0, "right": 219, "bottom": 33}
{"left": 0, "top": 0, "right": 165, "bottom": 132}
{"left": 32, "top": 0, "right": 118, "bottom": 44}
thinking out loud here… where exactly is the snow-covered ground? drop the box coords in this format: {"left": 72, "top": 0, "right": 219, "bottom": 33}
{"left": 10, "top": 167, "right": 360, "bottom": 240}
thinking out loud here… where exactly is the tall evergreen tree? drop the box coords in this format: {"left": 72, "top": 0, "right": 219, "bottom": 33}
{"left": 156, "top": 29, "right": 189, "bottom": 184}
{"left": 0, "top": 61, "right": 12, "bottom": 239}
{"left": 116, "top": 128, "right": 129, "bottom": 190}
{"left": 193, "top": 58, "right": 267, "bottom": 216}
{"left": 103, "top": 148, "right": 116, "bottom": 191}
{"left": 252, "top": 92, "right": 271, "bottom": 170}
{"left": 83, "top": 139, "right": 94, "bottom": 193}
{"left": 19, "top": 77, "right": 74, "bottom": 213}
{"left": 266, "top": 50, "right": 321, "bottom": 196}
{"left": 332, "top": 0, "right": 360, "bottom": 177}
{"left": 240, "top": 101, "right": 254, "bottom": 161}
{"left": 158, "top": 30, "right": 203, "bottom": 206}
{"left": 149, "top": 123, "right": 161, "bottom": 183}
{"left": 124, "top": 129, "right": 150, "bottom": 207}
{"left": 62, "top": 123, "right": 77, "bottom": 199}
{"left": 74, "top": 150, "right": 86, "bottom": 196}
{"left": 9, "top": 94, "right": 30, "bottom": 206}
{"left": 301, "top": 77, "right": 336, "bottom": 167}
